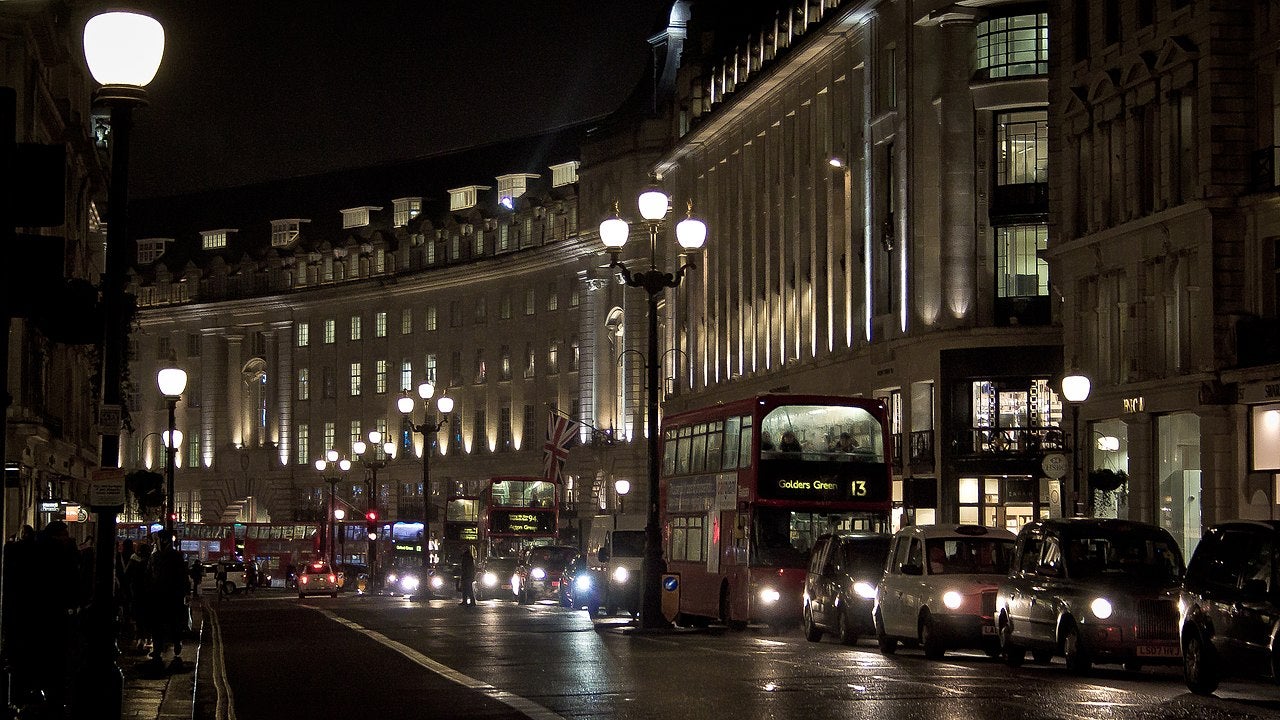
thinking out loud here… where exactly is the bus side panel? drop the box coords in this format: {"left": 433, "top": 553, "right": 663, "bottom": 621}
{"left": 669, "top": 559, "right": 724, "bottom": 620}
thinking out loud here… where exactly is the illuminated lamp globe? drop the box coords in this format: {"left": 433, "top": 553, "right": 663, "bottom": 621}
{"left": 599, "top": 213, "right": 629, "bottom": 250}
{"left": 436, "top": 395, "right": 455, "bottom": 414}
{"left": 417, "top": 381, "right": 435, "bottom": 400}
{"left": 326, "top": 449, "right": 339, "bottom": 463}
{"left": 614, "top": 479, "right": 631, "bottom": 496}
{"left": 333, "top": 508, "right": 345, "bottom": 521}
{"left": 83, "top": 11, "right": 165, "bottom": 88}
{"left": 315, "top": 459, "right": 327, "bottom": 472}
{"left": 1061, "top": 374, "right": 1091, "bottom": 403}
{"left": 676, "top": 209, "right": 707, "bottom": 251}
{"left": 368, "top": 430, "right": 382, "bottom": 445}
{"left": 382, "top": 442, "right": 396, "bottom": 456}
{"left": 156, "top": 366, "right": 187, "bottom": 398}
{"left": 161, "top": 429, "right": 183, "bottom": 449}
{"left": 397, "top": 394, "right": 415, "bottom": 415}
{"left": 637, "top": 188, "right": 670, "bottom": 222}
{"left": 338, "top": 459, "right": 352, "bottom": 472}
{"left": 353, "top": 441, "right": 367, "bottom": 456}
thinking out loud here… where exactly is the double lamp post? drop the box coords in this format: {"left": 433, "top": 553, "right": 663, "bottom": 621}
{"left": 398, "top": 381, "right": 453, "bottom": 575}
{"left": 599, "top": 186, "right": 706, "bottom": 630}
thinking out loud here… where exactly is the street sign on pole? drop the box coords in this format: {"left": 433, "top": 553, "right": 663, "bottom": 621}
{"left": 89, "top": 468, "right": 126, "bottom": 509}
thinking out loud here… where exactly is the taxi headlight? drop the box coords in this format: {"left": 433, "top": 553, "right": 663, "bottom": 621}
{"left": 387, "top": 572, "right": 398, "bottom": 584}
{"left": 400, "top": 575, "right": 420, "bottom": 592}
{"left": 531, "top": 567, "right": 546, "bottom": 580}
{"left": 853, "top": 581, "right": 877, "bottom": 599}
{"left": 430, "top": 575, "right": 445, "bottom": 589}
{"left": 574, "top": 575, "right": 592, "bottom": 592}
{"left": 612, "top": 566, "right": 630, "bottom": 584}
{"left": 1090, "top": 597, "right": 1113, "bottom": 620}
{"left": 942, "top": 591, "right": 963, "bottom": 610}
{"left": 483, "top": 571, "right": 498, "bottom": 587}
{"left": 759, "top": 587, "right": 781, "bottom": 604}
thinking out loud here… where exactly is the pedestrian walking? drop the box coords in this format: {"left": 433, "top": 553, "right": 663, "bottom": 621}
{"left": 458, "top": 546, "right": 476, "bottom": 606}
{"left": 145, "top": 538, "right": 192, "bottom": 673}
{"left": 188, "top": 559, "right": 206, "bottom": 599}
{"left": 124, "top": 542, "right": 154, "bottom": 654}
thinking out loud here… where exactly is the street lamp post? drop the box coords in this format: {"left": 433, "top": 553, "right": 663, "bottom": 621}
{"left": 83, "top": 12, "right": 165, "bottom": 719}
{"left": 157, "top": 363, "right": 187, "bottom": 546}
{"left": 353, "top": 430, "right": 397, "bottom": 578}
{"left": 613, "top": 479, "right": 630, "bottom": 530}
{"left": 398, "top": 382, "right": 454, "bottom": 578}
{"left": 315, "top": 450, "right": 351, "bottom": 567}
{"left": 1061, "top": 373, "right": 1092, "bottom": 517}
{"left": 599, "top": 187, "right": 707, "bottom": 630}
{"left": 333, "top": 508, "right": 346, "bottom": 564}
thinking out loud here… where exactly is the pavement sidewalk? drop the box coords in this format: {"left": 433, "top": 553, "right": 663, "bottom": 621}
{"left": 120, "top": 600, "right": 205, "bottom": 720}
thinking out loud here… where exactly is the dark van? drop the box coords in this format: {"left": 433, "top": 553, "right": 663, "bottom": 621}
{"left": 803, "top": 532, "right": 892, "bottom": 644}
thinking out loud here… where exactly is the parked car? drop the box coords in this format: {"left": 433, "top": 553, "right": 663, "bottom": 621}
{"left": 475, "top": 557, "right": 519, "bottom": 601}
{"left": 297, "top": 559, "right": 339, "bottom": 598}
{"left": 1180, "top": 520, "right": 1279, "bottom": 694}
{"left": 561, "top": 553, "right": 603, "bottom": 615}
{"left": 201, "top": 560, "right": 247, "bottom": 595}
{"left": 997, "top": 518, "right": 1184, "bottom": 674}
{"left": 803, "top": 532, "right": 892, "bottom": 644}
{"left": 514, "top": 545, "right": 580, "bottom": 604}
{"left": 874, "top": 524, "right": 1016, "bottom": 659}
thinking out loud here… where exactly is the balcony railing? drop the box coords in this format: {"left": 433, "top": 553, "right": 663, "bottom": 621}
{"left": 909, "top": 430, "right": 934, "bottom": 466}
{"left": 954, "top": 426, "right": 1065, "bottom": 457}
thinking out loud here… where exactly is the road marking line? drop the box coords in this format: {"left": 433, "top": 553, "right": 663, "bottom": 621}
{"left": 315, "top": 608, "right": 568, "bottom": 720}
{"left": 203, "top": 605, "right": 238, "bottom": 720}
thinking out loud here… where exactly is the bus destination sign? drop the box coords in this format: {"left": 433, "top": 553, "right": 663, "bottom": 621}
{"left": 489, "top": 508, "right": 555, "bottom": 535}
{"left": 757, "top": 469, "right": 890, "bottom": 503}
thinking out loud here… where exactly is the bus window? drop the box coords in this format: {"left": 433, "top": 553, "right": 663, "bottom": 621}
{"left": 739, "top": 418, "right": 753, "bottom": 467}
{"left": 706, "top": 421, "right": 723, "bottom": 472}
{"left": 759, "top": 404, "right": 885, "bottom": 462}
{"left": 676, "top": 426, "right": 693, "bottom": 474}
{"left": 663, "top": 430, "right": 678, "bottom": 476}
{"left": 723, "top": 417, "right": 741, "bottom": 470}
{"left": 691, "top": 423, "right": 708, "bottom": 472}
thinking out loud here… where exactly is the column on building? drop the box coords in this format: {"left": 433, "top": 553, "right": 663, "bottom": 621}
{"left": 938, "top": 18, "right": 977, "bottom": 326}
{"left": 226, "top": 332, "right": 244, "bottom": 448}
{"left": 200, "top": 330, "right": 223, "bottom": 466}
{"left": 272, "top": 320, "right": 294, "bottom": 466}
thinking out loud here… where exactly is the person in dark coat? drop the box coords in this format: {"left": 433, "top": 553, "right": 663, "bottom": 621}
{"left": 188, "top": 560, "right": 206, "bottom": 599}
{"left": 458, "top": 546, "right": 476, "bottom": 606}
{"left": 124, "top": 543, "right": 153, "bottom": 653}
{"left": 146, "top": 539, "right": 191, "bottom": 672}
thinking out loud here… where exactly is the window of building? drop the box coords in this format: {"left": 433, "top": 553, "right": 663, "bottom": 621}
{"left": 297, "top": 323, "right": 310, "bottom": 347}
{"left": 157, "top": 336, "right": 172, "bottom": 359}
{"left": 450, "top": 233, "right": 460, "bottom": 261}
{"left": 296, "top": 424, "right": 309, "bottom": 465}
{"left": 375, "top": 311, "right": 387, "bottom": 338}
{"left": 341, "top": 206, "right": 379, "bottom": 229}
{"left": 187, "top": 432, "right": 200, "bottom": 469}
{"left": 523, "top": 218, "right": 534, "bottom": 248}
{"left": 475, "top": 229, "right": 486, "bottom": 256}
{"left": 426, "top": 239, "right": 436, "bottom": 265}
{"left": 350, "top": 420, "right": 362, "bottom": 449}
{"left": 323, "top": 319, "right": 335, "bottom": 344}
{"left": 322, "top": 366, "right": 336, "bottom": 399}
{"left": 569, "top": 335, "right": 579, "bottom": 372}
{"left": 550, "top": 161, "right": 579, "bottom": 188}
{"left": 500, "top": 294, "right": 512, "bottom": 319}
{"left": 450, "top": 351, "right": 462, "bottom": 387}
{"left": 350, "top": 362, "right": 362, "bottom": 396}
{"left": 500, "top": 345, "right": 511, "bottom": 381}
{"left": 499, "top": 224, "right": 510, "bottom": 252}
{"left": 350, "top": 315, "right": 362, "bottom": 341}
{"left": 548, "top": 340, "right": 560, "bottom": 375}
{"left": 523, "top": 405, "right": 536, "bottom": 446}
{"left": 425, "top": 354, "right": 437, "bottom": 384}
{"left": 271, "top": 219, "right": 304, "bottom": 247}
{"left": 976, "top": 13, "right": 1049, "bottom": 79}
{"left": 525, "top": 342, "right": 536, "bottom": 378}
{"left": 547, "top": 282, "right": 558, "bottom": 311}
{"left": 1073, "top": 3, "right": 1089, "bottom": 62}
{"left": 187, "top": 333, "right": 201, "bottom": 357}
{"left": 426, "top": 305, "right": 438, "bottom": 331}
{"left": 570, "top": 284, "right": 580, "bottom": 307}
{"left": 498, "top": 406, "right": 512, "bottom": 451}
{"left": 375, "top": 360, "right": 388, "bottom": 394}
{"left": 472, "top": 409, "right": 487, "bottom": 454}
{"left": 995, "top": 110, "right": 1048, "bottom": 185}
{"left": 323, "top": 422, "right": 336, "bottom": 453}
{"left": 392, "top": 197, "right": 421, "bottom": 227}
{"left": 970, "top": 379, "right": 1062, "bottom": 455}
{"left": 474, "top": 349, "right": 486, "bottom": 384}
{"left": 201, "top": 229, "right": 229, "bottom": 250}
{"left": 475, "top": 297, "right": 487, "bottom": 323}
{"left": 448, "top": 186, "right": 483, "bottom": 211}
{"left": 449, "top": 301, "right": 463, "bottom": 328}
{"left": 137, "top": 238, "right": 170, "bottom": 264}
{"left": 401, "top": 361, "right": 413, "bottom": 391}
{"left": 525, "top": 288, "right": 535, "bottom": 315}
{"left": 995, "top": 224, "right": 1049, "bottom": 298}
{"left": 298, "top": 368, "right": 310, "bottom": 400}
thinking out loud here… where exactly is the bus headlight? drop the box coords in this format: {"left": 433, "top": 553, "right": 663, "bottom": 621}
{"left": 853, "top": 581, "right": 877, "bottom": 599}
{"left": 483, "top": 571, "right": 498, "bottom": 588}
{"left": 400, "top": 575, "right": 420, "bottom": 592}
{"left": 942, "top": 591, "right": 963, "bottom": 610}
{"left": 387, "top": 572, "right": 399, "bottom": 584}
{"left": 759, "top": 587, "right": 781, "bottom": 604}
{"left": 1091, "top": 597, "right": 1113, "bottom": 620}
{"left": 574, "top": 575, "right": 592, "bottom": 592}
{"left": 612, "top": 566, "right": 630, "bottom": 584}
{"left": 531, "top": 567, "right": 546, "bottom": 580}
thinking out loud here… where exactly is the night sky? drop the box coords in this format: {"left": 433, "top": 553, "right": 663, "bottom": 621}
{"left": 120, "top": 1, "right": 674, "bottom": 199}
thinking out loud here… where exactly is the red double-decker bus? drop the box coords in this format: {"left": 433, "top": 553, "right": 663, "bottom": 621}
{"left": 482, "top": 476, "right": 559, "bottom": 558}
{"left": 660, "top": 394, "right": 893, "bottom": 627}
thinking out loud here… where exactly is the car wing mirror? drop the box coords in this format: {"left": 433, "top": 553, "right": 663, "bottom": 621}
{"left": 598, "top": 548, "right": 610, "bottom": 563}
{"left": 899, "top": 563, "right": 922, "bottom": 576}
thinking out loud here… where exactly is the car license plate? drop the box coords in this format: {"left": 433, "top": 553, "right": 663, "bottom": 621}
{"left": 981, "top": 625, "right": 998, "bottom": 635}
{"left": 1136, "top": 645, "right": 1179, "bottom": 658}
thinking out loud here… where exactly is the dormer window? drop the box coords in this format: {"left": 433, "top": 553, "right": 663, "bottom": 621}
{"left": 271, "top": 218, "right": 308, "bottom": 247}
{"left": 201, "top": 229, "right": 235, "bottom": 250}
{"left": 448, "top": 185, "right": 489, "bottom": 212}
{"left": 392, "top": 197, "right": 422, "bottom": 227}
{"left": 137, "top": 238, "right": 172, "bottom": 264}
{"left": 496, "top": 173, "right": 540, "bottom": 208}
{"left": 341, "top": 206, "right": 381, "bottom": 229}
{"left": 549, "top": 161, "right": 579, "bottom": 187}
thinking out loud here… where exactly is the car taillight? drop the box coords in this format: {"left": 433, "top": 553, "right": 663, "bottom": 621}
{"left": 300, "top": 576, "right": 308, "bottom": 584}
{"left": 328, "top": 574, "right": 336, "bottom": 583}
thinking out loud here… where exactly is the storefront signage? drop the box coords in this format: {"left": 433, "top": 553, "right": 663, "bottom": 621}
{"left": 1239, "top": 380, "right": 1280, "bottom": 405}
{"left": 1122, "top": 396, "right": 1145, "bottom": 413}
{"left": 39, "top": 500, "right": 62, "bottom": 513}
{"left": 489, "top": 508, "right": 554, "bottom": 535}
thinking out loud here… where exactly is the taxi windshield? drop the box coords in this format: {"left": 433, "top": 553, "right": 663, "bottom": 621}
{"left": 1064, "top": 530, "right": 1184, "bottom": 583}
{"left": 529, "top": 547, "right": 577, "bottom": 568}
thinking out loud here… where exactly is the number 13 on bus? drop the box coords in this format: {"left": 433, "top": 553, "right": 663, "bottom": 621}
{"left": 660, "top": 394, "right": 892, "bottom": 628}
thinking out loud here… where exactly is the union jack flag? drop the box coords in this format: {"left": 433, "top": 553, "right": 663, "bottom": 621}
{"left": 543, "top": 412, "right": 579, "bottom": 484}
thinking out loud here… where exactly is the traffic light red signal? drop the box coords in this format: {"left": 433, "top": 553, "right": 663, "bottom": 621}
{"left": 365, "top": 510, "right": 378, "bottom": 522}
{"left": 366, "top": 510, "right": 378, "bottom": 540}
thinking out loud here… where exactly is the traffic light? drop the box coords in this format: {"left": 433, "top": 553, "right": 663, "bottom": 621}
{"left": 365, "top": 510, "right": 378, "bottom": 541}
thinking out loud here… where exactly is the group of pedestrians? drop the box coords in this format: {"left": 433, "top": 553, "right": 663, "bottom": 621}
{"left": 117, "top": 535, "right": 194, "bottom": 674}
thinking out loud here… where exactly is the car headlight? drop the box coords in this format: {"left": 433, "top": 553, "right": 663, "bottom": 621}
{"left": 483, "top": 571, "right": 498, "bottom": 587}
{"left": 759, "top": 587, "right": 781, "bottom": 604}
{"left": 400, "top": 575, "right": 420, "bottom": 592}
{"left": 574, "top": 575, "right": 592, "bottom": 592}
{"left": 942, "top": 591, "right": 963, "bottom": 610}
{"left": 430, "top": 575, "right": 445, "bottom": 589}
{"left": 612, "top": 566, "right": 629, "bottom": 584}
{"left": 853, "top": 581, "right": 877, "bottom": 599}
{"left": 531, "top": 567, "right": 546, "bottom": 580}
{"left": 387, "top": 572, "right": 398, "bottom": 583}
{"left": 1090, "top": 597, "right": 1113, "bottom": 620}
